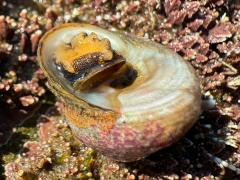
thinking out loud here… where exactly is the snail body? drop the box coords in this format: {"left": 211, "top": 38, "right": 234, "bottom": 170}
{"left": 38, "top": 23, "right": 201, "bottom": 162}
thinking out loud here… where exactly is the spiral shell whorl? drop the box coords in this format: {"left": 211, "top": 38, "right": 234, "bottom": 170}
{"left": 38, "top": 23, "right": 201, "bottom": 162}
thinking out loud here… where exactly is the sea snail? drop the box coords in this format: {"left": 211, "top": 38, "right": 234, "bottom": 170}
{"left": 37, "top": 23, "right": 201, "bottom": 162}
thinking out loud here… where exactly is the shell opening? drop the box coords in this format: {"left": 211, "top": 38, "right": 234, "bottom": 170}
{"left": 54, "top": 32, "right": 137, "bottom": 92}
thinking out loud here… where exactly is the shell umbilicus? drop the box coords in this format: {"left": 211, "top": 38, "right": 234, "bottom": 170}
{"left": 37, "top": 23, "right": 201, "bottom": 162}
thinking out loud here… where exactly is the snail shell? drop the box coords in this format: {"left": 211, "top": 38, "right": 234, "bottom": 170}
{"left": 37, "top": 23, "right": 201, "bottom": 162}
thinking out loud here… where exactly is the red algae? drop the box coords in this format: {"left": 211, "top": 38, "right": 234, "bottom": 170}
{"left": 4, "top": 107, "right": 100, "bottom": 179}
{"left": 1, "top": 0, "right": 240, "bottom": 179}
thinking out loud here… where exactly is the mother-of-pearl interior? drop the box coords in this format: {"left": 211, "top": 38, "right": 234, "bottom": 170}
{"left": 39, "top": 24, "right": 201, "bottom": 124}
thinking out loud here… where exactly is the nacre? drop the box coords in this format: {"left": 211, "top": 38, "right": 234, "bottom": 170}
{"left": 37, "top": 23, "right": 201, "bottom": 162}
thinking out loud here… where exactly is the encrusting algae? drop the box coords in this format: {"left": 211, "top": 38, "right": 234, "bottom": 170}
{"left": 63, "top": 104, "right": 118, "bottom": 131}
{"left": 1, "top": 0, "right": 240, "bottom": 179}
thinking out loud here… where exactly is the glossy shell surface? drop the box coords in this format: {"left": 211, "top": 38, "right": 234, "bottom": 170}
{"left": 38, "top": 23, "right": 201, "bottom": 162}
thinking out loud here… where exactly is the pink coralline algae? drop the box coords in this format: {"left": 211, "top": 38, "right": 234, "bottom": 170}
{"left": 1, "top": 0, "right": 240, "bottom": 179}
